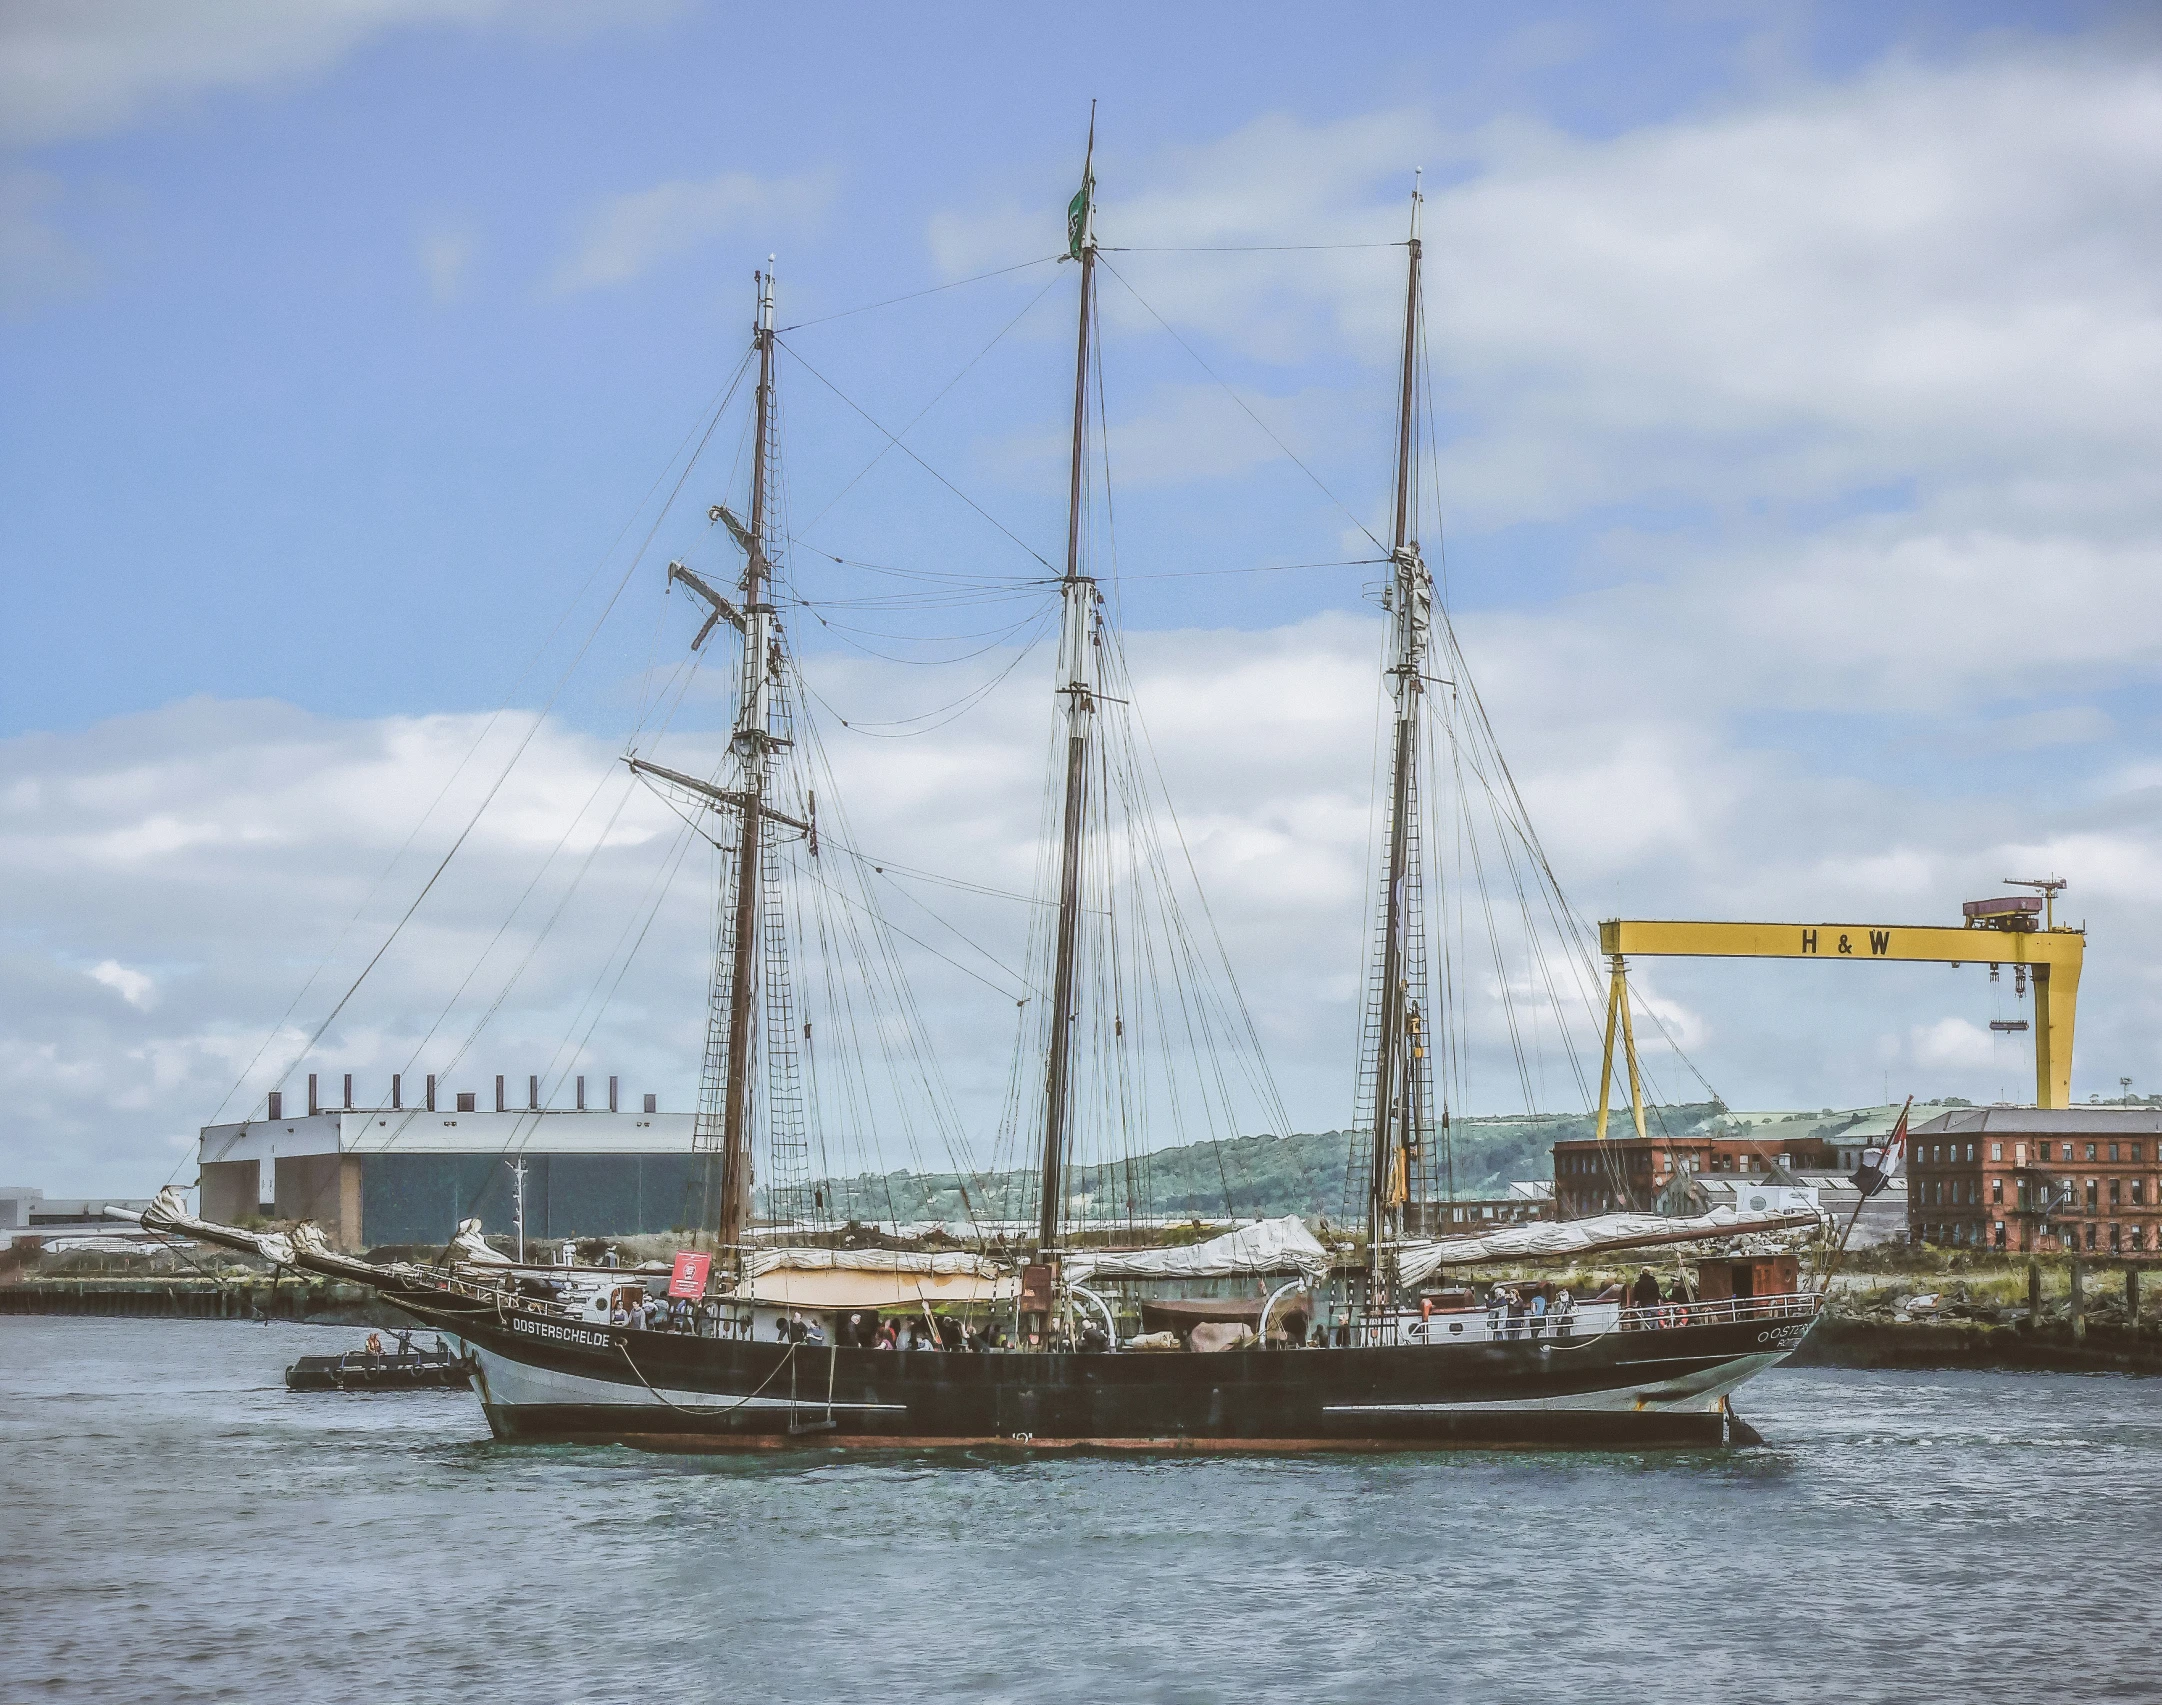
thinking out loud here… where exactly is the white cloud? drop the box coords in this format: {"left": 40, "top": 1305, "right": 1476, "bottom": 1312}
{"left": 0, "top": 0, "right": 495, "bottom": 146}
{"left": 1910, "top": 1016, "right": 1996, "bottom": 1072}
{"left": 19, "top": 575, "right": 2162, "bottom": 1196}
{"left": 0, "top": 0, "right": 652, "bottom": 146}
{"left": 88, "top": 959, "right": 156, "bottom": 1011}
{"left": 550, "top": 169, "right": 836, "bottom": 294}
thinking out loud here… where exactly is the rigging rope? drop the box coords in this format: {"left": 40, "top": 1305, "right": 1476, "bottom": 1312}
{"left": 1094, "top": 253, "right": 1387, "bottom": 554}
{"left": 778, "top": 254, "right": 1061, "bottom": 332}
{"left": 775, "top": 338, "right": 1056, "bottom": 572}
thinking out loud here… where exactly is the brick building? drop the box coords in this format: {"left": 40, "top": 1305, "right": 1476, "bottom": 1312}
{"left": 1908, "top": 1107, "right": 2162, "bottom": 1257}
{"left": 1552, "top": 1126, "right": 1841, "bottom": 1219}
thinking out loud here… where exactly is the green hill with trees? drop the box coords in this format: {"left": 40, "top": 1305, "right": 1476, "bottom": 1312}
{"left": 793, "top": 1102, "right": 1726, "bottom": 1226}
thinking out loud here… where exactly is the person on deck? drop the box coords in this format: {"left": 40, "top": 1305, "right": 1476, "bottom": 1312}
{"left": 1629, "top": 1268, "right": 1661, "bottom": 1326}
{"left": 1529, "top": 1290, "right": 1548, "bottom": 1339}
{"left": 1554, "top": 1286, "right": 1574, "bottom": 1340}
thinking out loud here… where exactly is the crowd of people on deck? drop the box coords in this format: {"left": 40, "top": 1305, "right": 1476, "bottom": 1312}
{"left": 1453, "top": 1284, "right": 1572, "bottom": 1340}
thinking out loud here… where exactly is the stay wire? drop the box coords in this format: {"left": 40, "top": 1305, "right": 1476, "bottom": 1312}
{"left": 794, "top": 269, "right": 1064, "bottom": 537}
{"left": 1094, "top": 253, "right": 1386, "bottom": 555}
{"left": 778, "top": 254, "right": 1062, "bottom": 332}
{"left": 775, "top": 338, "right": 1056, "bottom": 572}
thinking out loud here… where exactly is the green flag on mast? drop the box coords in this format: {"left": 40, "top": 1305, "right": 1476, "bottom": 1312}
{"left": 1068, "top": 103, "right": 1096, "bottom": 259}
{"left": 1066, "top": 171, "right": 1092, "bottom": 260}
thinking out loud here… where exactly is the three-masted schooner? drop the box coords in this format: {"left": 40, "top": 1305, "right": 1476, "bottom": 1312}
{"left": 126, "top": 128, "right": 1825, "bottom": 1449}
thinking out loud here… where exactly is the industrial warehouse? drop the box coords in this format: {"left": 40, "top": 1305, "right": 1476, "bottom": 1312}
{"left": 196, "top": 1072, "right": 691, "bottom": 1250}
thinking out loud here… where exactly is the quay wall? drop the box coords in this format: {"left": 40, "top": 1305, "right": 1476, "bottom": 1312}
{"left": 1789, "top": 1316, "right": 2162, "bottom": 1376}
{"left": 0, "top": 1278, "right": 402, "bottom": 1326}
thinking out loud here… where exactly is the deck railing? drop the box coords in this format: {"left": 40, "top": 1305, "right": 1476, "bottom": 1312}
{"left": 1365, "top": 1288, "right": 1820, "bottom": 1347}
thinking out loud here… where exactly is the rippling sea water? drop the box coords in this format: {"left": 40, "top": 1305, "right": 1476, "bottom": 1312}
{"left": 5, "top": 1318, "right": 2159, "bottom": 1703}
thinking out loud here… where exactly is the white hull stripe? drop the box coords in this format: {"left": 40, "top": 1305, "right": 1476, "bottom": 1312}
{"left": 1325, "top": 1353, "right": 1784, "bottom": 1415}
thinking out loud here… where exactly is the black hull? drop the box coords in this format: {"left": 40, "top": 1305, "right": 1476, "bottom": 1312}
{"left": 385, "top": 1289, "right": 1812, "bottom": 1452}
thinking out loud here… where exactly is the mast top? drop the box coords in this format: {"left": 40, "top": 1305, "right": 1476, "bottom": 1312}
{"left": 1067, "top": 105, "right": 1098, "bottom": 263}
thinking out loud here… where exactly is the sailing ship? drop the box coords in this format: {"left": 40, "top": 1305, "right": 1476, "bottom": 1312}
{"left": 123, "top": 126, "right": 1827, "bottom": 1449}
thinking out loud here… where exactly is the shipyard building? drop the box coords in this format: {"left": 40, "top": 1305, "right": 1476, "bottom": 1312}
{"left": 198, "top": 1073, "right": 696, "bottom": 1251}
{"left": 1908, "top": 1106, "right": 2162, "bottom": 1256}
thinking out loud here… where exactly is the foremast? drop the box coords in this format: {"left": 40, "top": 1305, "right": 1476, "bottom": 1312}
{"left": 630, "top": 264, "right": 783, "bottom": 1270}
{"left": 1366, "top": 186, "right": 1433, "bottom": 1287}
{"left": 718, "top": 264, "right": 781, "bottom": 1262}
{"left": 1037, "top": 115, "right": 1099, "bottom": 1255}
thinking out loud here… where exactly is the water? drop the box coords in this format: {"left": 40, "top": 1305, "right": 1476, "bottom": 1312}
{"left": 5, "top": 1319, "right": 2158, "bottom": 1704}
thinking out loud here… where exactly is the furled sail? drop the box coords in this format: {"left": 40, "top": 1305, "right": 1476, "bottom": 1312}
{"left": 1064, "top": 1216, "right": 1329, "bottom": 1288}
{"left": 1395, "top": 1205, "right": 1823, "bottom": 1286}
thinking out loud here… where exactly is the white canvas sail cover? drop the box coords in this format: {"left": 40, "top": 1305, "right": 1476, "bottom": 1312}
{"left": 1064, "top": 1216, "right": 1329, "bottom": 1288}
{"left": 735, "top": 1246, "right": 1015, "bottom": 1309}
{"left": 1395, "top": 1205, "right": 1823, "bottom": 1287}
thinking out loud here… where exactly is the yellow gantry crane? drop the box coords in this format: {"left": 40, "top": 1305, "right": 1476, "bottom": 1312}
{"left": 1594, "top": 880, "right": 2084, "bottom": 1138}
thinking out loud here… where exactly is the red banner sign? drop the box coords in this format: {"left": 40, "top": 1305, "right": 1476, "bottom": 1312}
{"left": 667, "top": 1251, "right": 711, "bottom": 1299}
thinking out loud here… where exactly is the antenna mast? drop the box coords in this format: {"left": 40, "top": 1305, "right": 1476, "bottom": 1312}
{"left": 1038, "top": 110, "right": 1098, "bottom": 1254}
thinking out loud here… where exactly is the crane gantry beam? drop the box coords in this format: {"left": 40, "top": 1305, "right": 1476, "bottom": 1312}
{"left": 1593, "top": 913, "right": 2086, "bottom": 1131}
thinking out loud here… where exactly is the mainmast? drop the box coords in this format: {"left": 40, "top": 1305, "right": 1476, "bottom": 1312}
{"left": 1367, "top": 184, "right": 1431, "bottom": 1282}
{"left": 1037, "top": 113, "right": 1099, "bottom": 1253}
{"left": 719, "top": 262, "right": 780, "bottom": 1259}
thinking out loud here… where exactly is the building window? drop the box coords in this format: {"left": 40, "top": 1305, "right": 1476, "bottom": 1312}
{"left": 2063, "top": 1144, "right": 2075, "bottom": 1161}
{"left": 2015, "top": 1143, "right": 2027, "bottom": 1164}
{"left": 2086, "top": 1225, "right": 2098, "bottom": 1250}
{"left": 1994, "top": 1221, "right": 2006, "bottom": 1248}
{"left": 2134, "top": 1180, "right": 2147, "bottom": 1206}
{"left": 1991, "top": 1178, "right": 2003, "bottom": 1205}
{"left": 2086, "top": 1143, "right": 2097, "bottom": 1161}
{"left": 2086, "top": 1180, "right": 2099, "bottom": 1211}
{"left": 2110, "top": 1179, "right": 2122, "bottom": 1207}
{"left": 2111, "top": 1224, "right": 2122, "bottom": 1253}
{"left": 2133, "top": 1143, "right": 2145, "bottom": 1163}
{"left": 1991, "top": 1142, "right": 2003, "bottom": 1161}
{"left": 2109, "top": 1143, "right": 2120, "bottom": 1163}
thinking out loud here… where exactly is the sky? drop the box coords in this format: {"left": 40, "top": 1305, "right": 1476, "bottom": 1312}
{"left": 5, "top": 0, "right": 2161, "bottom": 1196}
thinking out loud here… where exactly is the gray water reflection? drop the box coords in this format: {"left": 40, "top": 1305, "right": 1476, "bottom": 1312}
{"left": 4, "top": 1318, "right": 2156, "bottom": 1703}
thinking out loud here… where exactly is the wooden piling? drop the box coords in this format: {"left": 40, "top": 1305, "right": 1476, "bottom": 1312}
{"left": 2070, "top": 1259, "right": 2085, "bottom": 1339}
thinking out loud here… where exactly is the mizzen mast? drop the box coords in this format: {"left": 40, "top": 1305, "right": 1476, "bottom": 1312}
{"left": 1367, "top": 183, "right": 1433, "bottom": 1282}
{"left": 1037, "top": 113, "right": 1099, "bottom": 1254}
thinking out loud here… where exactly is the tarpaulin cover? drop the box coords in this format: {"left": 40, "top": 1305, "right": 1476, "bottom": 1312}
{"left": 734, "top": 1246, "right": 1016, "bottom": 1309}
{"left": 1395, "top": 1205, "right": 1822, "bottom": 1287}
{"left": 1064, "top": 1216, "right": 1329, "bottom": 1288}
